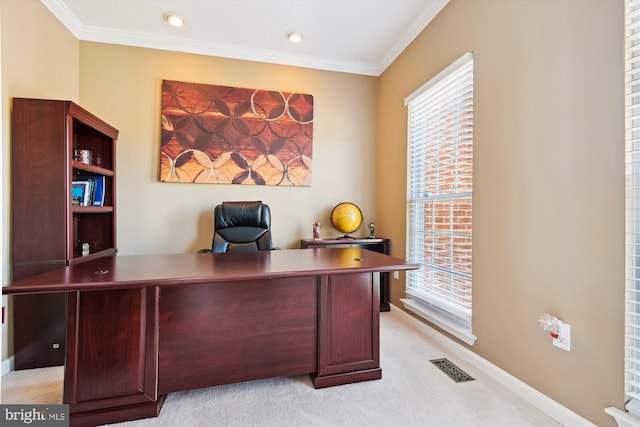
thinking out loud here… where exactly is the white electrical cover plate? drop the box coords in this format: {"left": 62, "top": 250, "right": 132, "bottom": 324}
{"left": 552, "top": 320, "right": 571, "bottom": 352}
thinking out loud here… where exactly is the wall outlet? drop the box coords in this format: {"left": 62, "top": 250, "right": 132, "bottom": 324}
{"left": 552, "top": 320, "right": 571, "bottom": 352}
{"left": 393, "top": 271, "right": 399, "bottom": 280}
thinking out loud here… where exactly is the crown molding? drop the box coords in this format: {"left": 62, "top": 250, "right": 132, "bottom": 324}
{"left": 376, "top": 0, "right": 449, "bottom": 74}
{"left": 41, "top": 0, "right": 448, "bottom": 77}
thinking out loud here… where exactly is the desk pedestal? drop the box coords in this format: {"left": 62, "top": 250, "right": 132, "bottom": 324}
{"left": 64, "top": 288, "right": 162, "bottom": 427}
{"left": 314, "top": 272, "right": 380, "bottom": 387}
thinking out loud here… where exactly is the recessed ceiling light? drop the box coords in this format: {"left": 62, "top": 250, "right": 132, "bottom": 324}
{"left": 164, "top": 12, "right": 184, "bottom": 27}
{"left": 286, "top": 31, "right": 303, "bottom": 43}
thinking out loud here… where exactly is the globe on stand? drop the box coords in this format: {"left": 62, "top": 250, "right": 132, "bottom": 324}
{"left": 330, "top": 202, "right": 363, "bottom": 239}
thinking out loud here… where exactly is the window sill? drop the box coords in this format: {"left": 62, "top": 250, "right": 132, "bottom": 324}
{"left": 605, "top": 407, "right": 640, "bottom": 427}
{"left": 401, "top": 297, "right": 477, "bottom": 345}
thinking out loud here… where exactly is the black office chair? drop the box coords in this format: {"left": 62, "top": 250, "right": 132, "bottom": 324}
{"left": 203, "top": 201, "right": 274, "bottom": 253}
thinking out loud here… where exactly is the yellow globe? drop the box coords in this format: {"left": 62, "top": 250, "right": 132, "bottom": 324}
{"left": 331, "top": 202, "right": 363, "bottom": 237}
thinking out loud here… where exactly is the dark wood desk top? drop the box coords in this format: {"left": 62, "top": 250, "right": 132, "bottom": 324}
{"left": 3, "top": 248, "right": 419, "bottom": 294}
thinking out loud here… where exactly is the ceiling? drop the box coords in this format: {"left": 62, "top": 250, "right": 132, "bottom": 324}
{"left": 41, "top": 0, "right": 448, "bottom": 76}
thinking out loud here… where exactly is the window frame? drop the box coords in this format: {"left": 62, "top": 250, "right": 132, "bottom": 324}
{"left": 625, "top": 0, "right": 640, "bottom": 419}
{"left": 401, "top": 52, "right": 476, "bottom": 346}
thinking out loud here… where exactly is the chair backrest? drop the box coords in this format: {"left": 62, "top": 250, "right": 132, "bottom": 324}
{"left": 212, "top": 201, "right": 273, "bottom": 253}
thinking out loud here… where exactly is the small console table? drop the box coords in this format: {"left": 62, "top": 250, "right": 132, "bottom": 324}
{"left": 301, "top": 238, "right": 391, "bottom": 311}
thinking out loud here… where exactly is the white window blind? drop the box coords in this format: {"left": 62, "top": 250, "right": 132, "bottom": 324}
{"left": 402, "top": 52, "right": 475, "bottom": 345}
{"left": 625, "top": 0, "right": 640, "bottom": 418}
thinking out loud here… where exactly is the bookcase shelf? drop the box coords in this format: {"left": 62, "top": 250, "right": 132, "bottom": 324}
{"left": 71, "top": 206, "right": 114, "bottom": 213}
{"left": 71, "top": 160, "right": 114, "bottom": 177}
{"left": 11, "top": 98, "right": 119, "bottom": 369}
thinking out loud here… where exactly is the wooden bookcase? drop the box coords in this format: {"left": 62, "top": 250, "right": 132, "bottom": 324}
{"left": 11, "top": 98, "right": 118, "bottom": 369}
{"left": 300, "top": 238, "right": 391, "bottom": 311}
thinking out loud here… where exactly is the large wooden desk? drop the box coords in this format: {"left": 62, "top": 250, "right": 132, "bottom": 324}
{"left": 2, "top": 248, "right": 418, "bottom": 427}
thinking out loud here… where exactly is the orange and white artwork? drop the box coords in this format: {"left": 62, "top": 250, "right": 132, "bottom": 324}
{"left": 160, "top": 79, "right": 313, "bottom": 186}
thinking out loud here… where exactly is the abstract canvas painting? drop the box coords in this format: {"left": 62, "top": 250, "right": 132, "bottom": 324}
{"left": 160, "top": 79, "right": 313, "bottom": 186}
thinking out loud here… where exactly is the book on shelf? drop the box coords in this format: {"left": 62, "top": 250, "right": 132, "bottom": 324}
{"left": 74, "top": 175, "right": 106, "bottom": 206}
{"left": 72, "top": 181, "right": 91, "bottom": 206}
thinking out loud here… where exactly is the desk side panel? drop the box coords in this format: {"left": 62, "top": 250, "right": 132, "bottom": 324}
{"left": 314, "top": 272, "right": 381, "bottom": 387}
{"left": 65, "top": 287, "right": 160, "bottom": 419}
{"left": 158, "top": 277, "right": 317, "bottom": 394}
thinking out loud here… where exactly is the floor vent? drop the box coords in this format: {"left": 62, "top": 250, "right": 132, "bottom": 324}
{"left": 430, "top": 358, "right": 475, "bottom": 383}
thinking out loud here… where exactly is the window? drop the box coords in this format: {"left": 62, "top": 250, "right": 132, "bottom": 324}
{"left": 625, "top": 0, "right": 640, "bottom": 418}
{"left": 401, "top": 52, "right": 476, "bottom": 345}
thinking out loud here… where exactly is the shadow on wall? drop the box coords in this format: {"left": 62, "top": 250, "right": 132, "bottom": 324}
{"left": 188, "top": 209, "right": 215, "bottom": 253}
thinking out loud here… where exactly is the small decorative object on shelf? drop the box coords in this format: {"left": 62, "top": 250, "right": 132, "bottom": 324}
{"left": 82, "top": 243, "right": 90, "bottom": 256}
{"left": 313, "top": 221, "right": 322, "bottom": 240}
{"left": 368, "top": 222, "right": 375, "bottom": 239}
{"left": 74, "top": 149, "right": 93, "bottom": 165}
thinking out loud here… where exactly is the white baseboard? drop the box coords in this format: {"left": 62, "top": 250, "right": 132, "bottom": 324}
{"left": 388, "top": 304, "right": 596, "bottom": 427}
{"left": 1, "top": 356, "right": 14, "bottom": 376}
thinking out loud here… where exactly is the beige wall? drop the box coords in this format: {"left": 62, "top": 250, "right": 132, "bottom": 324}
{"left": 77, "top": 42, "right": 377, "bottom": 256}
{"left": 377, "top": 0, "right": 624, "bottom": 425}
{"left": 0, "top": 0, "right": 80, "bottom": 361}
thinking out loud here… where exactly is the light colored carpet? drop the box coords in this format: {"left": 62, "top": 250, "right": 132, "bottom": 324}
{"left": 1, "top": 364, "right": 63, "bottom": 405}
{"left": 1, "top": 308, "right": 560, "bottom": 427}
